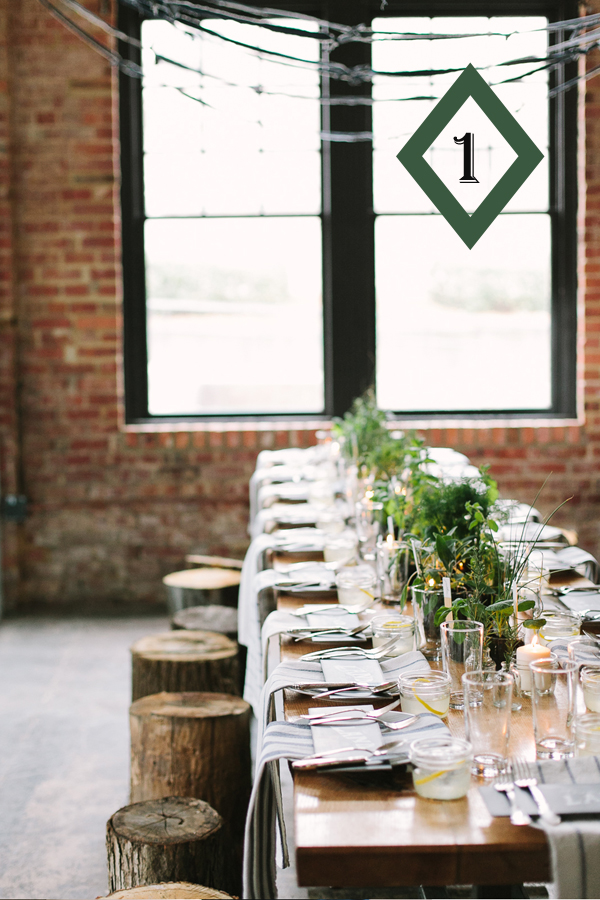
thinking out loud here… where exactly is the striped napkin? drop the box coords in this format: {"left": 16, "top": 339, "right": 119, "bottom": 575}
{"left": 523, "top": 757, "right": 600, "bottom": 899}
{"left": 243, "top": 712, "right": 450, "bottom": 900}
{"left": 239, "top": 530, "right": 326, "bottom": 714}
{"left": 256, "top": 649, "right": 431, "bottom": 749}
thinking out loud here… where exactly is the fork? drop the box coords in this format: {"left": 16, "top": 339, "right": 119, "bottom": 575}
{"left": 511, "top": 757, "right": 561, "bottom": 826}
{"left": 296, "top": 698, "right": 400, "bottom": 722}
{"left": 299, "top": 712, "right": 420, "bottom": 731}
{"left": 300, "top": 636, "right": 399, "bottom": 661}
{"left": 494, "top": 773, "right": 532, "bottom": 826}
{"left": 289, "top": 625, "right": 369, "bottom": 641}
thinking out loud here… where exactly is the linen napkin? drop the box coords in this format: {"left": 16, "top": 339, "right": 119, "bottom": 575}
{"left": 492, "top": 757, "right": 600, "bottom": 900}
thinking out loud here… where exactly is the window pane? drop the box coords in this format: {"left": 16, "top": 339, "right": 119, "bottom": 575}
{"left": 142, "top": 18, "right": 321, "bottom": 217}
{"left": 375, "top": 214, "right": 551, "bottom": 411}
{"left": 146, "top": 218, "right": 324, "bottom": 415}
{"left": 372, "top": 16, "right": 548, "bottom": 214}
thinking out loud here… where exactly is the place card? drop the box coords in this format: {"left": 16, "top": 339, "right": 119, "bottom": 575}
{"left": 321, "top": 658, "right": 384, "bottom": 688}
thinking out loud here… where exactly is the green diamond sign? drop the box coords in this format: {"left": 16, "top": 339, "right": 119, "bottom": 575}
{"left": 396, "top": 64, "right": 544, "bottom": 249}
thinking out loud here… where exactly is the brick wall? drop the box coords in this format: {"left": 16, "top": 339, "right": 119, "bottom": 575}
{"left": 0, "top": 0, "right": 598, "bottom": 611}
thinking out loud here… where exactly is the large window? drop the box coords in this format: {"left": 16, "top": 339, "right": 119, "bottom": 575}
{"left": 119, "top": 1, "right": 577, "bottom": 422}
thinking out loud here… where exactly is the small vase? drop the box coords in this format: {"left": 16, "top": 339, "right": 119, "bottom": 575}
{"left": 500, "top": 660, "right": 523, "bottom": 711}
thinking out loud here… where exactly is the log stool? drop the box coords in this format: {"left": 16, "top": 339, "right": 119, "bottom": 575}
{"left": 106, "top": 797, "right": 235, "bottom": 896}
{"left": 105, "top": 884, "right": 234, "bottom": 899}
{"left": 185, "top": 554, "right": 242, "bottom": 570}
{"left": 163, "top": 569, "right": 241, "bottom": 614}
{"left": 129, "top": 692, "right": 251, "bottom": 892}
{"left": 170, "top": 608, "right": 245, "bottom": 693}
{"left": 130, "top": 631, "right": 239, "bottom": 701}
{"left": 171, "top": 606, "right": 238, "bottom": 640}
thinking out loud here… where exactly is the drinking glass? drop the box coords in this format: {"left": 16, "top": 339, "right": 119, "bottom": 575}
{"left": 376, "top": 537, "right": 410, "bottom": 606}
{"left": 575, "top": 712, "right": 600, "bottom": 756}
{"left": 323, "top": 531, "right": 357, "bottom": 565}
{"left": 441, "top": 619, "right": 484, "bottom": 710}
{"left": 412, "top": 586, "right": 444, "bottom": 661}
{"left": 462, "top": 670, "right": 513, "bottom": 778}
{"left": 370, "top": 613, "right": 415, "bottom": 656}
{"left": 538, "top": 612, "right": 581, "bottom": 647}
{"left": 567, "top": 636, "right": 600, "bottom": 669}
{"left": 530, "top": 657, "right": 578, "bottom": 759}
{"left": 335, "top": 565, "right": 376, "bottom": 608}
{"left": 355, "top": 499, "right": 384, "bottom": 560}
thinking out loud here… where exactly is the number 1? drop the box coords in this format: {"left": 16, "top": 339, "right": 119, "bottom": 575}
{"left": 454, "top": 132, "right": 479, "bottom": 183}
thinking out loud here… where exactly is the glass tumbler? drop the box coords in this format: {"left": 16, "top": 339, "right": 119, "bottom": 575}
{"left": 376, "top": 537, "right": 410, "bottom": 606}
{"left": 441, "top": 619, "right": 484, "bottom": 710}
{"left": 538, "top": 612, "right": 581, "bottom": 647}
{"left": 462, "top": 670, "right": 513, "bottom": 778}
{"left": 575, "top": 712, "right": 600, "bottom": 756}
{"left": 323, "top": 531, "right": 358, "bottom": 565}
{"left": 370, "top": 613, "right": 415, "bottom": 656}
{"left": 409, "top": 737, "right": 473, "bottom": 800}
{"left": 530, "top": 657, "right": 578, "bottom": 759}
{"left": 335, "top": 565, "right": 376, "bottom": 608}
{"left": 399, "top": 671, "right": 451, "bottom": 718}
{"left": 412, "top": 586, "right": 445, "bottom": 661}
{"left": 355, "top": 498, "right": 384, "bottom": 560}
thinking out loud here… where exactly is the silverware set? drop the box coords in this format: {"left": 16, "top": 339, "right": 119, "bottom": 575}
{"left": 494, "top": 758, "right": 561, "bottom": 826}
{"left": 286, "top": 624, "right": 370, "bottom": 641}
{"left": 300, "top": 636, "right": 398, "bottom": 661}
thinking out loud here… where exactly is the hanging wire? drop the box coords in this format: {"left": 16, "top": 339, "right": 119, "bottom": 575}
{"left": 34, "top": 0, "right": 600, "bottom": 98}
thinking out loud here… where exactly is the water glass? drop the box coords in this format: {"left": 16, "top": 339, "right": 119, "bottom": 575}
{"left": 376, "top": 537, "right": 410, "bottom": 606}
{"left": 538, "top": 612, "right": 581, "bottom": 647}
{"left": 412, "top": 586, "right": 444, "bottom": 661}
{"left": 530, "top": 657, "right": 578, "bottom": 759}
{"left": 370, "top": 613, "right": 415, "bottom": 656}
{"left": 441, "top": 619, "right": 484, "bottom": 710}
{"left": 335, "top": 565, "right": 376, "bottom": 608}
{"left": 323, "top": 531, "right": 357, "bottom": 565}
{"left": 462, "top": 671, "right": 513, "bottom": 778}
{"left": 355, "top": 498, "right": 384, "bottom": 560}
{"left": 399, "top": 671, "right": 451, "bottom": 718}
{"left": 409, "top": 737, "right": 473, "bottom": 800}
{"left": 567, "top": 636, "right": 600, "bottom": 668}
{"left": 575, "top": 712, "right": 600, "bottom": 756}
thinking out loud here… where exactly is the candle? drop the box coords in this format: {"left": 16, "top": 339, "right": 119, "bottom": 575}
{"left": 517, "top": 637, "right": 551, "bottom": 693}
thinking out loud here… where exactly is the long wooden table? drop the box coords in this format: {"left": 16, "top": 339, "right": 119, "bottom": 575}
{"left": 274, "top": 590, "right": 551, "bottom": 889}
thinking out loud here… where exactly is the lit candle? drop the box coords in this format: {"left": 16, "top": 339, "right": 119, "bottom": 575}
{"left": 516, "top": 636, "right": 551, "bottom": 693}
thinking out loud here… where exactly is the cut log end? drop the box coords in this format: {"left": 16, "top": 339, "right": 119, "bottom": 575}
{"left": 110, "top": 797, "right": 222, "bottom": 845}
{"left": 105, "top": 884, "right": 234, "bottom": 899}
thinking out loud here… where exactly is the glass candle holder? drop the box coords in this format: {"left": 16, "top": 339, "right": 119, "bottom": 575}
{"left": 376, "top": 536, "right": 410, "bottom": 606}
{"left": 530, "top": 657, "right": 578, "bottom": 759}
{"left": 323, "top": 531, "right": 357, "bottom": 565}
{"left": 440, "top": 619, "right": 484, "bottom": 710}
{"left": 411, "top": 586, "right": 444, "bottom": 661}
{"left": 575, "top": 712, "right": 600, "bottom": 756}
{"left": 409, "top": 737, "right": 473, "bottom": 800}
{"left": 538, "top": 612, "right": 581, "bottom": 647}
{"left": 370, "top": 613, "right": 415, "bottom": 657}
{"left": 399, "top": 671, "right": 451, "bottom": 718}
{"left": 516, "top": 639, "right": 552, "bottom": 696}
{"left": 335, "top": 565, "right": 376, "bottom": 607}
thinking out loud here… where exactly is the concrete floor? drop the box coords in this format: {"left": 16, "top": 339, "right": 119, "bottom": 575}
{"left": 0, "top": 615, "right": 169, "bottom": 900}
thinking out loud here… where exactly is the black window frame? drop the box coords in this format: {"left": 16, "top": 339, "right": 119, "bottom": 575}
{"left": 118, "top": 0, "right": 578, "bottom": 424}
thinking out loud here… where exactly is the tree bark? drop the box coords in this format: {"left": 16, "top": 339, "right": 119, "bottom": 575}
{"left": 129, "top": 693, "right": 251, "bottom": 896}
{"left": 106, "top": 797, "right": 234, "bottom": 896}
{"left": 130, "top": 631, "right": 239, "bottom": 701}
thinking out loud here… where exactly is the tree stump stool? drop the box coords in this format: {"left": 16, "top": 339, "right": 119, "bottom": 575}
{"left": 130, "top": 631, "right": 239, "bottom": 701}
{"left": 163, "top": 569, "right": 241, "bottom": 614}
{"left": 105, "top": 882, "right": 234, "bottom": 899}
{"left": 129, "top": 693, "right": 251, "bottom": 849}
{"left": 185, "top": 554, "right": 242, "bottom": 570}
{"left": 106, "top": 797, "right": 236, "bottom": 896}
{"left": 171, "top": 606, "right": 238, "bottom": 640}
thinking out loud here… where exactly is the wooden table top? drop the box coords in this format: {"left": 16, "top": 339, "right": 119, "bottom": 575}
{"left": 275, "top": 591, "right": 551, "bottom": 889}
